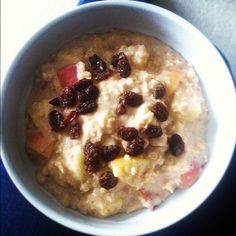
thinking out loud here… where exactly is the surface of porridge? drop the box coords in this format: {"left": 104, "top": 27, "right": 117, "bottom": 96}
{"left": 26, "top": 30, "right": 208, "bottom": 217}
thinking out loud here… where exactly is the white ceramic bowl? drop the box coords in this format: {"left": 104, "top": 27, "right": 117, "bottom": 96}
{"left": 1, "top": 1, "right": 236, "bottom": 235}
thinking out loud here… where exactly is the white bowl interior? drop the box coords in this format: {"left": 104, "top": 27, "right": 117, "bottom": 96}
{"left": 1, "top": 2, "right": 236, "bottom": 236}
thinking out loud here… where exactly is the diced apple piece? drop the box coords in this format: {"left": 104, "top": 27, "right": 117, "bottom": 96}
{"left": 109, "top": 156, "right": 149, "bottom": 186}
{"left": 56, "top": 64, "right": 78, "bottom": 88}
{"left": 62, "top": 142, "right": 86, "bottom": 181}
{"left": 180, "top": 161, "right": 201, "bottom": 188}
{"left": 139, "top": 188, "right": 161, "bottom": 210}
{"left": 26, "top": 131, "right": 54, "bottom": 159}
{"left": 171, "top": 86, "right": 202, "bottom": 121}
{"left": 166, "top": 70, "right": 183, "bottom": 96}
{"left": 119, "top": 45, "right": 149, "bottom": 69}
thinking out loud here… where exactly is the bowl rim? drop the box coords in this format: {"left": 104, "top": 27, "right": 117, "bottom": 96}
{"left": 1, "top": 1, "right": 236, "bottom": 236}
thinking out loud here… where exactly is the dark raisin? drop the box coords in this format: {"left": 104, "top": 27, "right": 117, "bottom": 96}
{"left": 84, "top": 142, "right": 101, "bottom": 174}
{"left": 76, "top": 100, "right": 98, "bottom": 114}
{"left": 117, "top": 126, "right": 138, "bottom": 141}
{"left": 61, "top": 111, "right": 77, "bottom": 128}
{"left": 74, "top": 78, "right": 93, "bottom": 92}
{"left": 142, "top": 125, "right": 163, "bottom": 139}
{"left": 153, "top": 83, "right": 166, "bottom": 99}
{"left": 116, "top": 102, "right": 127, "bottom": 115}
{"left": 48, "top": 110, "right": 63, "bottom": 132}
{"left": 117, "top": 59, "right": 131, "bottom": 78}
{"left": 123, "top": 91, "right": 143, "bottom": 107}
{"left": 49, "top": 97, "right": 60, "bottom": 106}
{"left": 99, "top": 171, "right": 118, "bottom": 190}
{"left": 84, "top": 158, "right": 100, "bottom": 174}
{"left": 168, "top": 134, "right": 185, "bottom": 156}
{"left": 126, "top": 137, "right": 144, "bottom": 156}
{"left": 68, "top": 123, "right": 81, "bottom": 139}
{"left": 77, "top": 85, "right": 99, "bottom": 102}
{"left": 93, "top": 69, "right": 113, "bottom": 82}
{"left": 88, "top": 54, "right": 107, "bottom": 76}
{"left": 101, "top": 145, "right": 121, "bottom": 162}
{"left": 112, "top": 52, "right": 127, "bottom": 68}
{"left": 151, "top": 102, "right": 169, "bottom": 122}
{"left": 59, "top": 86, "right": 77, "bottom": 108}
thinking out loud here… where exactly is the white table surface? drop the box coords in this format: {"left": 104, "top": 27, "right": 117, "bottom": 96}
{"left": 1, "top": 0, "right": 236, "bottom": 83}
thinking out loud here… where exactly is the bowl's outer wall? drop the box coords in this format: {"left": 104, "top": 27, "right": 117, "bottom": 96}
{"left": 1, "top": 2, "right": 236, "bottom": 236}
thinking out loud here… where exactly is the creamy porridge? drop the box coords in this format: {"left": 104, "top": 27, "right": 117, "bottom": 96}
{"left": 26, "top": 30, "right": 208, "bottom": 217}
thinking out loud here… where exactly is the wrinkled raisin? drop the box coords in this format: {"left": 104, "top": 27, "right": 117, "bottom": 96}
{"left": 126, "top": 137, "right": 144, "bottom": 156}
{"left": 112, "top": 52, "right": 126, "bottom": 68}
{"left": 123, "top": 91, "right": 143, "bottom": 107}
{"left": 74, "top": 78, "right": 93, "bottom": 92}
{"left": 84, "top": 142, "right": 101, "bottom": 174}
{"left": 76, "top": 100, "right": 98, "bottom": 114}
{"left": 153, "top": 83, "right": 166, "bottom": 99}
{"left": 49, "top": 87, "right": 76, "bottom": 108}
{"left": 112, "top": 52, "right": 131, "bottom": 78}
{"left": 168, "top": 134, "right": 185, "bottom": 156}
{"left": 117, "top": 126, "right": 138, "bottom": 141}
{"left": 99, "top": 171, "right": 118, "bottom": 190}
{"left": 59, "top": 86, "right": 77, "bottom": 108}
{"left": 84, "top": 158, "right": 100, "bottom": 174}
{"left": 116, "top": 102, "right": 127, "bottom": 115}
{"left": 101, "top": 145, "right": 121, "bottom": 162}
{"left": 68, "top": 123, "right": 81, "bottom": 139}
{"left": 61, "top": 111, "right": 77, "bottom": 128}
{"left": 88, "top": 54, "right": 107, "bottom": 76}
{"left": 151, "top": 102, "right": 169, "bottom": 122}
{"left": 93, "top": 69, "right": 113, "bottom": 82}
{"left": 48, "top": 110, "right": 63, "bottom": 132}
{"left": 141, "top": 125, "right": 163, "bottom": 139}
{"left": 117, "top": 59, "right": 131, "bottom": 78}
{"left": 49, "top": 97, "right": 60, "bottom": 106}
{"left": 78, "top": 85, "right": 99, "bottom": 102}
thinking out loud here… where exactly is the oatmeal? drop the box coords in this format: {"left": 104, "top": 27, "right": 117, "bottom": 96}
{"left": 26, "top": 30, "right": 208, "bottom": 217}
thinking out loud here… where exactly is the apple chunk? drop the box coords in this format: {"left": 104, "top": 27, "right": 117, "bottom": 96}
{"left": 26, "top": 131, "right": 54, "bottom": 159}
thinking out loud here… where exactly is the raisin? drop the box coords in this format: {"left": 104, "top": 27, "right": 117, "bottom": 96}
{"left": 123, "top": 91, "right": 143, "bottom": 107}
{"left": 61, "top": 111, "right": 77, "bottom": 128}
{"left": 117, "top": 126, "right": 138, "bottom": 141}
{"left": 76, "top": 100, "right": 98, "bottom": 114}
{"left": 48, "top": 110, "right": 63, "bottom": 132}
{"left": 101, "top": 145, "right": 121, "bottom": 162}
{"left": 141, "top": 125, "right": 163, "bottom": 139}
{"left": 116, "top": 102, "right": 127, "bottom": 115}
{"left": 59, "top": 86, "right": 77, "bottom": 108}
{"left": 151, "top": 102, "right": 169, "bottom": 122}
{"left": 117, "top": 59, "right": 131, "bottom": 78}
{"left": 84, "top": 142, "right": 101, "bottom": 174}
{"left": 93, "top": 69, "right": 113, "bottom": 82}
{"left": 49, "top": 97, "right": 60, "bottom": 106}
{"left": 168, "top": 134, "right": 185, "bottom": 156}
{"left": 84, "top": 158, "right": 100, "bottom": 174}
{"left": 112, "top": 52, "right": 131, "bottom": 78}
{"left": 68, "top": 123, "right": 81, "bottom": 139}
{"left": 78, "top": 85, "right": 99, "bottom": 102}
{"left": 126, "top": 137, "right": 144, "bottom": 156}
{"left": 153, "top": 83, "right": 166, "bottom": 99}
{"left": 88, "top": 54, "right": 107, "bottom": 76}
{"left": 112, "top": 52, "right": 127, "bottom": 68}
{"left": 74, "top": 78, "right": 93, "bottom": 92}
{"left": 99, "top": 171, "right": 118, "bottom": 190}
